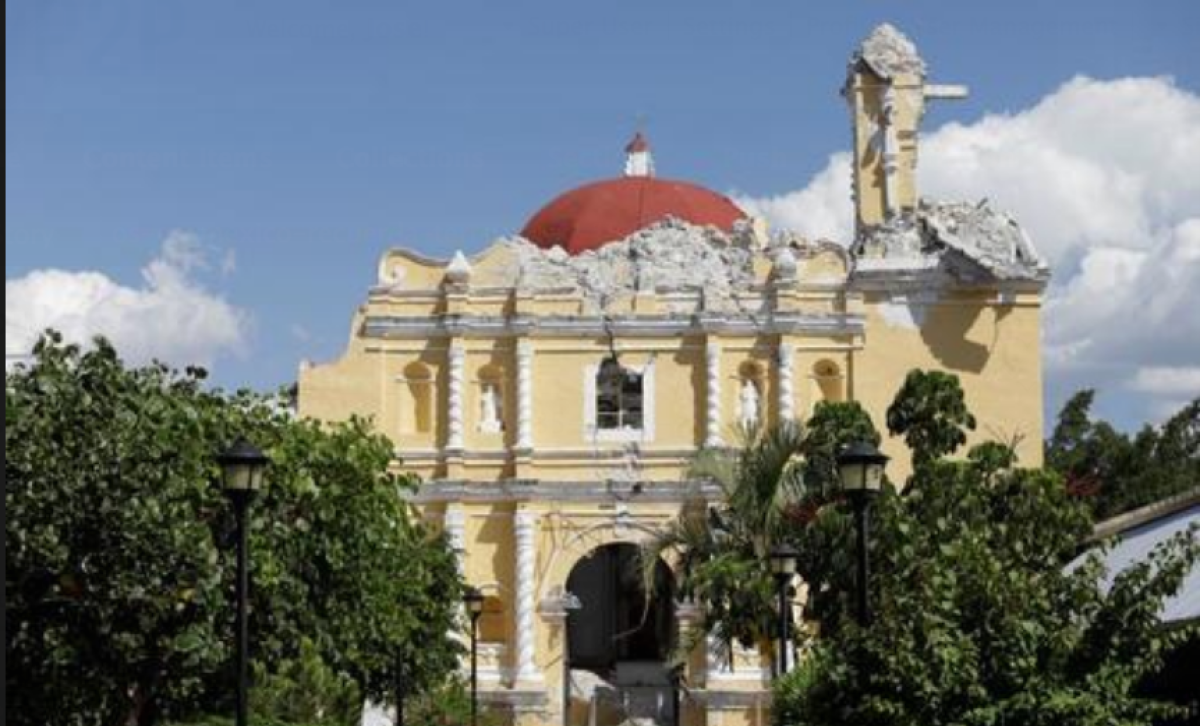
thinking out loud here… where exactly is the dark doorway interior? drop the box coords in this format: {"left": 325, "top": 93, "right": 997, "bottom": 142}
{"left": 566, "top": 543, "right": 674, "bottom": 675}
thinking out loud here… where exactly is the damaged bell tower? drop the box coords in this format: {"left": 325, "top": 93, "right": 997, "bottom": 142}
{"left": 844, "top": 23, "right": 968, "bottom": 238}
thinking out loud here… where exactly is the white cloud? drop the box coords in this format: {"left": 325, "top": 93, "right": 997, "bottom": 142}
{"left": 736, "top": 152, "right": 854, "bottom": 243}
{"left": 6, "top": 231, "right": 251, "bottom": 370}
{"left": 1130, "top": 366, "right": 1200, "bottom": 396}
{"left": 735, "top": 76, "right": 1200, "bottom": 426}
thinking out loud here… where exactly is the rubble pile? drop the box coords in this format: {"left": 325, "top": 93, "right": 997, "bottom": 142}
{"left": 855, "top": 199, "right": 1048, "bottom": 282}
{"left": 503, "top": 218, "right": 760, "bottom": 311}
{"left": 921, "top": 200, "right": 1046, "bottom": 281}
{"left": 852, "top": 23, "right": 926, "bottom": 79}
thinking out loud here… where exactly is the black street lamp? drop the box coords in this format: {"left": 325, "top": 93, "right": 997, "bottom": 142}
{"left": 217, "top": 438, "right": 270, "bottom": 726}
{"left": 768, "top": 544, "right": 799, "bottom": 676}
{"left": 463, "top": 586, "right": 486, "bottom": 726}
{"left": 837, "top": 441, "right": 889, "bottom": 627}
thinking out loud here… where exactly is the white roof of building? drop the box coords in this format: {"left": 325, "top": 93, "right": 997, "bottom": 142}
{"left": 1081, "top": 490, "right": 1200, "bottom": 624}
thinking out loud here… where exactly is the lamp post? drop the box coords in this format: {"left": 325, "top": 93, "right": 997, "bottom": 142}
{"left": 463, "top": 586, "right": 486, "bottom": 726}
{"left": 768, "top": 544, "right": 799, "bottom": 676}
{"left": 217, "top": 438, "right": 270, "bottom": 726}
{"left": 836, "top": 441, "right": 889, "bottom": 627}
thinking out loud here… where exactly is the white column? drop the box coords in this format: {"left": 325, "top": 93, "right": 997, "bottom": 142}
{"left": 705, "top": 340, "right": 723, "bottom": 448}
{"left": 447, "top": 343, "right": 465, "bottom": 451}
{"left": 777, "top": 342, "right": 795, "bottom": 422}
{"left": 445, "top": 504, "right": 467, "bottom": 576}
{"left": 513, "top": 508, "right": 543, "bottom": 683}
{"left": 516, "top": 340, "right": 533, "bottom": 450}
{"left": 444, "top": 505, "right": 469, "bottom": 655}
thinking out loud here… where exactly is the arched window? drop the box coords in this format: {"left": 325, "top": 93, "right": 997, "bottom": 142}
{"left": 401, "top": 362, "right": 434, "bottom": 434}
{"left": 596, "top": 356, "right": 644, "bottom": 431}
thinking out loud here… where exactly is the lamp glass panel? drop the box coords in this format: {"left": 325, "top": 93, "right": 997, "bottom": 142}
{"left": 840, "top": 462, "right": 865, "bottom": 491}
{"left": 224, "top": 463, "right": 254, "bottom": 491}
{"left": 865, "top": 461, "right": 885, "bottom": 491}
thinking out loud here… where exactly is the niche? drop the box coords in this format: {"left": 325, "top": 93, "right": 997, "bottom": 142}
{"left": 401, "top": 362, "right": 434, "bottom": 434}
{"left": 737, "top": 361, "right": 765, "bottom": 428}
{"left": 477, "top": 364, "right": 505, "bottom": 434}
{"left": 813, "top": 359, "right": 845, "bottom": 402}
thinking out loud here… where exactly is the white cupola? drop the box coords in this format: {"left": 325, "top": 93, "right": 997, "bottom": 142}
{"left": 623, "top": 131, "right": 655, "bottom": 178}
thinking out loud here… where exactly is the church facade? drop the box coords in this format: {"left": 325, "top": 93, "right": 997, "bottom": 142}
{"left": 298, "top": 25, "right": 1049, "bottom": 726}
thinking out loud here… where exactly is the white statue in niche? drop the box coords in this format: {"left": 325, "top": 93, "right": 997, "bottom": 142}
{"left": 479, "top": 382, "right": 502, "bottom": 433}
{"left": 739, "top": 378, "right": 761, "bottom": 428}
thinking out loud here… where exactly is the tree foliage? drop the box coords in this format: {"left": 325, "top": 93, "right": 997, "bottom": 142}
{"left": 1047, "top": 390, "right": 1200, "bottom": 518}
{"left": 6, "top": 333, "right": 463, "bottom": 726}
{"left": 773, "top": 376, "right": 1199, "bottom": 726}
{"left": 644, "top": 403, "right": 884, "bottom": 669}
{"left": 644, "top": 365, "right": 1198, "bottom": 725}
{"left": 644, "top": 423, "right": 809, "bottom": 665}
{"left": 799, "top": 401, "right": 881, "bottom": 496}
{"left": 776, "top": 453, "right": 1198, "bottom": 726}
{"left": 886, "top": 369, "right": 976, "bottom": 470}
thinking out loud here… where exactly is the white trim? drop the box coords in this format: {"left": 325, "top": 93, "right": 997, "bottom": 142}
{"left": 583, "top": 359, "right": 656, "bottom": 444}
{"left": 705, "top": 341, "right": 723, "bottom": 448}
{"left": 513, "top": 509, "right": 544, "bottom": 684}
{"left": 444, "top": 505, "right": 467, "bottom": 575}
{"left": 516, "top": 340, "right": 534, "bottom": 450}
{"left": 361, "top": 312, "right": 866, "bottom": 340}
{"left": 446, "top": 344, "right": 466, "bottom": 451}
{"left": 777, "top": 342, "right": 795, "bottom": 422}
{"left": 412, "top": 479, "right": 722, "bottom": 505}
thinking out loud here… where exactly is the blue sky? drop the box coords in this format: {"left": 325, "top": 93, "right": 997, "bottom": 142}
{"left": 7, "top": 1, "right": 1200, "bottom": 430}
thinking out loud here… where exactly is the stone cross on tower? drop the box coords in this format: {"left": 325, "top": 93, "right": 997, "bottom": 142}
{"left": 843, "top": 23, "right": 968, "bottom": 237}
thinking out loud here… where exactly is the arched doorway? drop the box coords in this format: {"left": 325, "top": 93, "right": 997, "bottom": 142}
{"left": 565, "top": 543, "right": 676, "bottom": 725}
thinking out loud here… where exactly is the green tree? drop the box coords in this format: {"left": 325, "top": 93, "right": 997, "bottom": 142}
{"left": 799, "top": 401, "right": 881, "bottom": 495}
{"left": 787, "top": 402, "right": 883, "bottom": 632}
{"left": 248, "top": 639, "right": 362, "bottom": 726}
{"left": 645, "top": 404, "right": 881, "bottom": 668}
{"left": 775, "top": 384, "right": 1200, "bottom": 726}
{"left": 886, "top": 369, "right": 976, "bottom": 470}
{"left": 643, "top": 423, "right": 809, "bottom": 666}
{"left": 1047, "top": 390, "right": 1199, "bottom": 518}
{"left": 6, "top": 333, "right": 463, "bottom": 726}
{"left": 776, "top": 453, "right": 1198, "bottom": 726}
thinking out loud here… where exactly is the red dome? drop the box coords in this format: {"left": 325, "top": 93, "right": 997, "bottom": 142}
{"left": 521, "top": 176, "right": 747, "bottom": 255}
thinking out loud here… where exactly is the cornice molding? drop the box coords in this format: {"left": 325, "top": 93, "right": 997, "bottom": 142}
{"left": 411, "top": 479, "right": 722, "bottom": 504}
{"left": 361, "top": 312, "right": 865, "bottom": 340}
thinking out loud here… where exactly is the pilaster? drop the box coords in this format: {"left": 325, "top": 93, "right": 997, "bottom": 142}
{"left": 705, "top": 340, "right": 723, "bottom": 448}
{"left": 512, "top": 507, "right": 543, "bottom": 685}
{"left": 777, "top": 341, "right": 795, "bottom": 422}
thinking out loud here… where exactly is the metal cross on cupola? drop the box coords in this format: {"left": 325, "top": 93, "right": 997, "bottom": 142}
{"left": 623, "top": 131, "right": 655, "bottom": 178}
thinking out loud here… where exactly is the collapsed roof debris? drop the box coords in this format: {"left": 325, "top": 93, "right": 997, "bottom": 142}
{"left": 500, "top": 217, "right": 760, "bottom": 312}
{"left": 851, "top": 23, "right": 927, "bottom": 80}
{"left": 854, "top": 199, "right": 1049, "bottom": 283}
